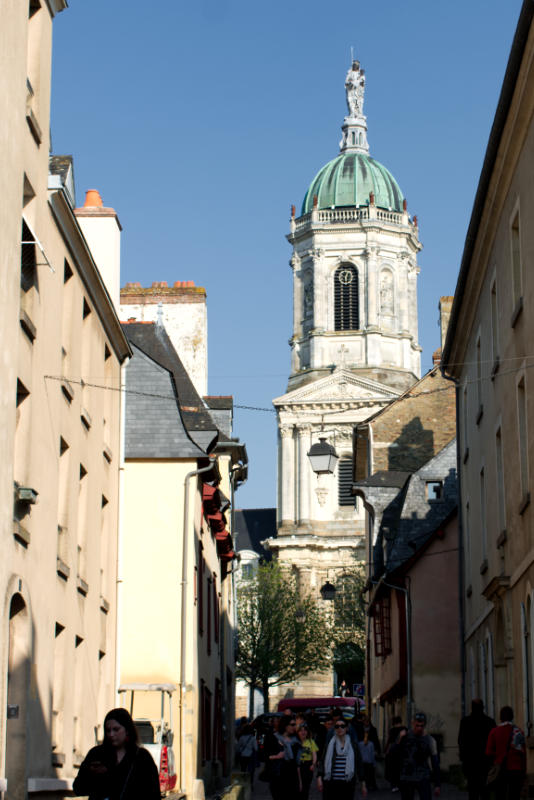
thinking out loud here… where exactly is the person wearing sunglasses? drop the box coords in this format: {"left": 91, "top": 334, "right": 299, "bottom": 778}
{"left": 318, "top": 719, "right": 366, "bottom": 800}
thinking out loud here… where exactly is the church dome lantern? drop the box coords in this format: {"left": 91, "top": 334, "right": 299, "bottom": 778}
{"left": 300, "top": 59, "right": 406, "bottom": 217}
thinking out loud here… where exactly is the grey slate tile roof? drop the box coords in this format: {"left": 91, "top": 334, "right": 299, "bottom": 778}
{"left": 124, "top": 343, "right": 207, "bottom": 459}
{"left": 122, "top": 321, "right": 221, "bottom": 449}
{"left": 234, "top": 509, "right": 276, "bottom": 560}
{"left": 365, "top": 440, "right": 458, "bottom": 578}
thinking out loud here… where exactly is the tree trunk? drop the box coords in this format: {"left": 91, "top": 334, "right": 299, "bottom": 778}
{"left": 248, "top": 681, "right": 255, "bottom": 719}
{"left": 262, "top": 680, "right": 270, "bottom": 714}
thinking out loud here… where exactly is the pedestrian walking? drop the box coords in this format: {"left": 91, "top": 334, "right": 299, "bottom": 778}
{"left": 318, "top": 717, "right": 367, "bottom": 800}
{"left": 263, "top": 716, "right": 300, "bottom": 800}
{"left": 73, "top": 708, "right": 160, "bottom": 800}
{"left": 385, "top": 716, "right": 406, "bottom": 792}
{"left": 394, "top": 711, "right": 440, "bottom": 800}
{"left": 457, "top": 699, "right": 495, "bottom": 800}
{"left": 358, "top": 732, "right": 377, "bottom": 791}
{"left": 297, "top": 722, "right": 318, "bottom": 800}
{"left": 485, "top": 705, "right": 526, "bottom": 800}
{"left": 237, "top": 723, "right": 258, "bottom": 786}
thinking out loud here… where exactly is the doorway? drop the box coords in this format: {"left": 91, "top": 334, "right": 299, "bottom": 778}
{"left": 5, "top": 593, "right": 30, "bottom": 800}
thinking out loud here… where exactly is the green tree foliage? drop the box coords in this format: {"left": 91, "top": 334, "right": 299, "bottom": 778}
{"left": 236, "top": 562, "right": 333, "bottom": 712}
{"left": 332, "top": 567, "right": 367, "bottom": 685}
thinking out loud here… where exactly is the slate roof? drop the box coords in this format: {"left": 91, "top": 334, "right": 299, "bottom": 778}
{"left": 122, "top": 322, "right": 220, "bottom": 451}
{"left": 386, "top": 440, "right": 457, "bottom": 571}
{"left": 124, "top": 343, "right": 207, "bottom": 459}
{"left": 362, "top": 440, "right": 458, "bottom": 579}
{"left": 234, "top": 509, "right": 276, "bottom": 560}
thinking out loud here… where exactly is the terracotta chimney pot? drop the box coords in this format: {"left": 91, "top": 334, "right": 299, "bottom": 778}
{"left": 84, "top": 189, "right": 103, "bottom": 208}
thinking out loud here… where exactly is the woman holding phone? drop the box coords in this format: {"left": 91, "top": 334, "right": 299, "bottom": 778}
{"left": 73, "top": 708, "right": 160, "bottom": 800}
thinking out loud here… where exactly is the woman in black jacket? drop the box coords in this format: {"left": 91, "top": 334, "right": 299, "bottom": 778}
{"left": 73, "top": 708, "right": 160, "bottom": 800}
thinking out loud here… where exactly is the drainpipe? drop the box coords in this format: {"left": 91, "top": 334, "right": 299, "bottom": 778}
{"left": 440, "top": 369, "right": 466, "bottom": 717}
{"left": 381, "top": 579, "right": 413, "bottom": 722}
{"left": 115, "top": 357, "right": 130, "bottom": 704}
{"left": 179, "top": 459, "right": 216, "bottom": 795}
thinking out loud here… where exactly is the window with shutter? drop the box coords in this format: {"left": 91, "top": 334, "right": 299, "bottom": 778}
{"left": 338, "top": 457, "right": 355, "bottom": 507}
{"left": 334, "top": 264, "right": 359, "bottom": 331}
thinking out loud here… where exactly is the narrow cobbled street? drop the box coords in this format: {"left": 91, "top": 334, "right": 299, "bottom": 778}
{"left": 250, "top": 770, "right": 468, "bottom": 800}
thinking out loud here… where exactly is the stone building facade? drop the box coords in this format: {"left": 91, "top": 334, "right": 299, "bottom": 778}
{"left": 442, "top": 0, "right": 534, "bottom": 780}
{"left": 0, "top": 2, "right": 131, "bottom": 797}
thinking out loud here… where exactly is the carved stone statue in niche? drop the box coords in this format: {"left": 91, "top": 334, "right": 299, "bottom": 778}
{"left": 380, "top": 271, "right": 394, "bottom": 315}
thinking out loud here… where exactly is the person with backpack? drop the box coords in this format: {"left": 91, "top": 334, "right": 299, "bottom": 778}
{"left": 394, "top": 712, "right": 440, "bottom": 800}
{"left": 237, "top": 724, "right": 258, "bottom": 786}
{"left": 485, "top": 706, "right": 526, "bottom": 800}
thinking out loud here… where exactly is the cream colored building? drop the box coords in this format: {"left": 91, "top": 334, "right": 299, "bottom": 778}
{"left": 119, "top": 321, "right": 247, "bottom": 800}
{"left": 442, "top": 0, "right": 534, "bottom": 780}
{"left": 0, "top": 2, "right": 131, "bottom": 798}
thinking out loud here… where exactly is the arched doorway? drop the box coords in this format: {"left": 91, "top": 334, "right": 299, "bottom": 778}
{"left": 5, "top": 593, "right": 31, "bottom": 800}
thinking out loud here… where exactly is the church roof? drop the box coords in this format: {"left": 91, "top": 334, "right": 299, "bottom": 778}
{"left": 301, "top": 152, "right": 404, "bottom": 215}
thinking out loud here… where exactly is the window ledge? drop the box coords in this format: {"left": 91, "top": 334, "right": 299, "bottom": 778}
{"left": 511, "top": 296, "right": 524, "bottom": 328}
{"left": 476, "top": 404, "right": 484, "bottom": 425}
{"left": 28, "top": 779, "right": 73, "bottom": 793}
{"left": 466, "top": 584, "right": 473, "bottom": 598}
{"left": 76, "top": 576, "right": 88, "bottom": 596}
{"left": 103, "top": 445, "right": 113, "bottom": 464}
{"left": 20, "top": 309, "right": 36, "bottom": 342}
{"left": 496, "top": 530, "right": 507, "bottom": 548}
{"left": 56, "top": 558, "right": 70, "bottom": 580}
{"left": 463, "top": 447, "right": 469, "bottom": 464}
{"left": 26, "top": 109, "right": 42, "bottom": 146}
{"left": 491, "top": 357, "right": 500, "bottom": 380}
{"left": 519, "top": 492, "right": 531, "bottom": 516}
{"left": 80, "top": 407, "right": 92, "bottom": 431}
{"left": 13, "top": 521, "right": 31, "bottom": 546}
{"left": 61, "top": 379, "right": 74, "bottom": 404}
{"left": 100, "top": 596, "right": 110, "bottom": 614}
{"left": 479, "top": 559, "right": 488, "bottom": 575}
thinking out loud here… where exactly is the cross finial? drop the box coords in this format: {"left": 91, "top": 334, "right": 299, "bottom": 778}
{"left": 338, "top": 344, "right": 349, "bottom": 367}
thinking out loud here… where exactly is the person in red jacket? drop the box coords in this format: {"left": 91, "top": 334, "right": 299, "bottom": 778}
{"left": 485, "top": 706, "right": 526, "bottom": 800}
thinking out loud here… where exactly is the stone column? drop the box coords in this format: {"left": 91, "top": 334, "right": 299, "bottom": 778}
{"left": 279, "top": 425, "right": 295, "bottom": 527}
{"left": 366, "top": 245, "right": 379, "bottom": 329}
{"left": 297, "top": 424, "right": 312, "bottom": 525}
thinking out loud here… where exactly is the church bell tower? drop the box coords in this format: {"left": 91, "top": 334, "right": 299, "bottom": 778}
{"left": 268, "top": 60, "right": 422, "bottom": 612}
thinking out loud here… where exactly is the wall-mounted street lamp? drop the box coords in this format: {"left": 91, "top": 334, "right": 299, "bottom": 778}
{"left": 307, "top": 437, "right": 339, "bottom": 475}
{"left": 320, "top": 581, "right": 337, "bottom": 601}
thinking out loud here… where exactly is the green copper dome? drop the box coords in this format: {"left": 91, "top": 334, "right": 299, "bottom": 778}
{"left": 301, "top": 153, "right": 404, "bottom": 215}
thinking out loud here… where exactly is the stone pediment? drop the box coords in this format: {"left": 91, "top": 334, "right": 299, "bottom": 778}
{"left": 273, "top": 367, "right": 400, "bottom": 408}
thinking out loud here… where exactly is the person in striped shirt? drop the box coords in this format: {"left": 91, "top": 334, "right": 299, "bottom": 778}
{"left": 317, "top": 719, "right": 367, "bottom": 800}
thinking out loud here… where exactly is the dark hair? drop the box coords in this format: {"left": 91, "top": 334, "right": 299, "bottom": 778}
{"left": 414, "top": 712, "right": 426, "bottom": 724}
{"left": 500, "top": 706, "right": 514, "bottom": 722}
{"left": 278, "top": 716, "right": 296, "bottom": 735}
{"left": 392, "top": 716, "right": 402, "bottom": 726}
{"left": 103, "top": 708, "right": 139, "bottom": 748}
{"left": 241, "top": 724, "right": 254, "bottom": 736}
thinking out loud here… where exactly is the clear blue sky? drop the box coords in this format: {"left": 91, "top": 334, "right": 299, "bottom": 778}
{"left": 51, "top": 0, "right": 523, "bottom": 508}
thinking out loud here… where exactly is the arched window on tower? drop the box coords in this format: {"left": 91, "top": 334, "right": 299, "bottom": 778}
{"left": 334, "top": 264, "right": 359, "bottom": 331}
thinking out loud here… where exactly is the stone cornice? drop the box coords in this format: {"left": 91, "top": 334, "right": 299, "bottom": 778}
{"left": 264, "top": 534, "right": 364, "bottom": 551}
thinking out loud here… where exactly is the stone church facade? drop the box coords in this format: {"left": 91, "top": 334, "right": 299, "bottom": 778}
{"left": 267, "top": 59, "right": 422, "bottom": 698}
